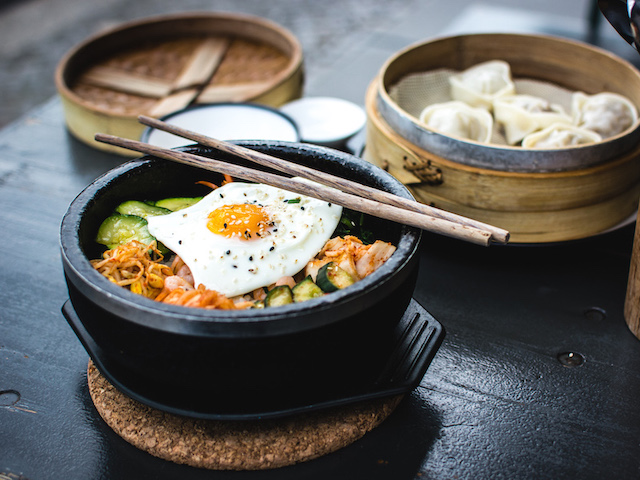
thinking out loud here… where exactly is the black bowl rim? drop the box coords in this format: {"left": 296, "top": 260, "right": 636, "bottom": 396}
{"left": 60, "top": 141, "right": 422, "bottom": 337}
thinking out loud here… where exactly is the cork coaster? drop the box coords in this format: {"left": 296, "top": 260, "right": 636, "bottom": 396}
{"left": 87, "top": 360, "right": 402, "bottom": 470}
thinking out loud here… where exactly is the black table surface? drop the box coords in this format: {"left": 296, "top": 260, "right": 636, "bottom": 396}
{"left": 3, "top": 94, "right": 640, "bottom": 478}
{"left": 4, "top": 95, "right": 640, "bottom": 479}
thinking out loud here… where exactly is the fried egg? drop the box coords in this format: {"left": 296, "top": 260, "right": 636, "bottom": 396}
{"left": 146, "top": 181, "right": 342, "bottom": 297}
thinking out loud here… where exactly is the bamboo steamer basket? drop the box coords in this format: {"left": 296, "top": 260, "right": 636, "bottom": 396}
{"left": 55, "top": 12, "right": 304, "bottom": 156}
{"left": 364, "top": 33, "right": 640, "bottom": 244}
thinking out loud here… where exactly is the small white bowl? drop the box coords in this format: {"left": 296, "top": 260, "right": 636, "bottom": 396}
{"left": 280, "top": 96, "right": 366, "bottom": 148}
{"left": 141, "top": 103, "right": 300, "bottom": 148}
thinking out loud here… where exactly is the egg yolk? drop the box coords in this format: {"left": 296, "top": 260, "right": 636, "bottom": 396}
{"left": 207, "top": 204, "right": 273, "bottom": 240}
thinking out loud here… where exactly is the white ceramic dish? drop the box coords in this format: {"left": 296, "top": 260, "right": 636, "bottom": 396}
{"left": 280, "top": 96, "right": 366, "bottom": 148}
{"left": 142, "top": 103, "right": 300, "bottom": 148}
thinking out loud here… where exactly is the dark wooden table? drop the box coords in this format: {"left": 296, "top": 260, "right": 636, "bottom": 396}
{"left": 4, "top": 3, "right": 640, "bottom": 473}
{"left": 2, "top": 93, "right": 640, "bottom": 479}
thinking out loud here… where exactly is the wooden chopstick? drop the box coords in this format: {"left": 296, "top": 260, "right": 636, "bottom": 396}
{"left": 137, "top": 115, "right": 510, "bottom": 244}
{"left": 95, "top": 133, "right": 495, "bottom": 246}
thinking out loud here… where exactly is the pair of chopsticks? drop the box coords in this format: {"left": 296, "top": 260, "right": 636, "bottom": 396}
{"left": 94, "top": 115, "right": 510, "bottom": 246}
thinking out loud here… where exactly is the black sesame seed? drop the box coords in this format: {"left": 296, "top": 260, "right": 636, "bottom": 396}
{"left": 178, "top": 240, "right": 182, "bottom": 245}
{"left": 232, "top": 265, "right": 237, "bottom": 268}
{"left": 269, "top": 246, "right": 275, "bottom": 251}
{"left": 300, "top": 206, "right": 305, "bottom": 210}
{"left": 249, "top": 256, "right": 253, "bottom": 261}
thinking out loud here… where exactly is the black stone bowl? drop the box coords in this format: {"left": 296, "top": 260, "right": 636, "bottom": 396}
{"left": 60, "top": 141, "right": 423, "bottom": 419}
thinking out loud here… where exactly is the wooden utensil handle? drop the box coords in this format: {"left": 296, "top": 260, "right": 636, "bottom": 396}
{"left": 625, "top": 208, "right": 640, "bottom": 339}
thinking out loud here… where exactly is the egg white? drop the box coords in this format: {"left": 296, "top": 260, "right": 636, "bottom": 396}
{"left": 146, "top": 181, "right": 343, "bottom": 297}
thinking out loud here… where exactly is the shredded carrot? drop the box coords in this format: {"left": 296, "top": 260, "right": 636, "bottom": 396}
{"left": 92, "top": 242, "right": 246, "bottom": 309}
{"left": 195, "top": 175, "right": 234, "bottom": 190}
{"left": 160, "top": 284, "right": 240, "bottom": 310}
{"left": 92, "top": 230, "right": 393, "bottom": 310}
{"left": 196, "top": 180, "right": 218, "bottom": 190}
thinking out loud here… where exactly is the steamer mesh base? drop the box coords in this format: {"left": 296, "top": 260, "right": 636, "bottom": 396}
{"left": 387, "top": 69, "right": 575, "bottom": 146}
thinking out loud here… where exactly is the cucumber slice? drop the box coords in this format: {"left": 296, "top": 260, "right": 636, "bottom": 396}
{"left": 316, "top": 262, "right": 355, "bottom": 293}
{"left": 265, "top": 285, "right": 294, "bottom": 307}
{"left": 292, "top": 276, "right": 324, "bottom": 302}
{"left": 115, "top": 200, "right": 172, "bottom": 219}
{"left": 95, "top": 214, "right": 155, "bottom": 249}
{"left": 155, "top": 197, "right": 203, "bottom": 211}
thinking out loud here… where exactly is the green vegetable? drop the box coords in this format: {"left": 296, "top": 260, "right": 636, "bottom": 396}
{"left": 95, "top": 214, "right": 156, "bottom": 249}
{"left": 292, "top": 276, "right": 324, "bottom": 302}
{"left": 155, "top": 197, "right": 203, "bottom": 211}
{"left": 95, "top": 214, "right": 169, "bottom": 254}
{"left": 115, "top": 200, "right": 172, "bottom": 219}
{"left": 316, "top": 262, "right": 355, "bottom": 293}
{"left": 333, "top": 209, "right": 374, "bottom": 244}
{"left": 98, "top": 196, "right": 204, "bottom": 253}
{"left": 265, "top": 285, "right": 294, "bottom": 307}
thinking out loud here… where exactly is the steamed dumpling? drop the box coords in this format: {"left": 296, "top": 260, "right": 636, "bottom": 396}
{"left": 493, "top": 94, "right": 572, "bottom": 145}
{"left": 572, "top": 91, "right": 638, "bottom": 139}
{"left": 522, "top": 123, "right": 602, "bottom": 149}
{"left": 449, "top": 60, "right": 516, "bottom": 110}
{"left": 419, "top": 101, "right": 493, "bottom": 143}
